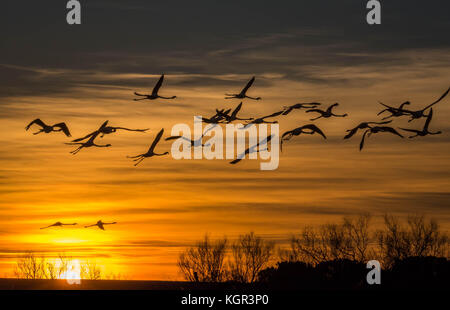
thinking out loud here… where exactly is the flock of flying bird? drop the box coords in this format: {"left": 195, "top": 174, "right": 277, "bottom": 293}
{"left": 26, "top": 75, "right": 449, "bottom": 161}
{"left": 27, "top": 76, "right": 449, "bottom": 229}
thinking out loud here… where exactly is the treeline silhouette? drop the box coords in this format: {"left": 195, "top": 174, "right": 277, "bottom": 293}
{"left": 178, "top": 214, "right": 449, "bottom": 289}
{"left": 13, "top": 253, "right": 126, "bottom": 280}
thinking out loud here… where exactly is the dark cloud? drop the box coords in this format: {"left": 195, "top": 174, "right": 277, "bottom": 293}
{"left": 1, "top": 0, "right": 449, "bottom": 98}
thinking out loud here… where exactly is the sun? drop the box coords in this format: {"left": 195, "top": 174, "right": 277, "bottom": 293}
{"left": 60, "top": 259, "right": 81, "bottom": 284}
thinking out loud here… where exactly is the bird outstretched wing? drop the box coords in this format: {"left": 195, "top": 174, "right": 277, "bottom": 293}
{"left": 398, "top": 128, "right": 420, "bottom": 134}
{"left": 282, "top": 106, "right": 294, "bottom": 115}
{"left": 379, "top": 126, "right": 404, "bottom": 138}
{"left": 423, "top": 86, "right": 450, "bottom": 110}
{"left": 326, "top": 103, "right": 339, "bottom": 113}
{"left": 53, "top": 123, "right": 71, "bottom": 137}
{"left": 305, "top": 108, "right": 323, "bottom": 114}
{"left": 149, "top": 128, "right": 164, "bottom": 152}
{"left": 262, "top": 110, "right": 284, "bottom": 119}
{"left": 26, "top": 118, "right": 46, "bottom": 130}
{"left": 281, "top": 130, "right": 294, "bottom": 140}
{"left": 423, "top": 108, "right": 434, "bottom": 130}
{"left": 240, "top": 77, "right": 255, "bottom": 95}
{"left": 359, "top": 130, "right": 369, "bottom": 151}
{"left": 231, "top": 102, "right": 243, "bottom": 118}
{"left": 344, "top": 127, "right": 359, "bottom": 140}
{"left": 152, "top": 74, "right": 164, "bottom": 95}
{"left": 99, "top": 120, "right": 109, "bottom": 130}
{"left": 165, "top": 135, "right": 183, "bottom": 141}
{"left": 71, "top": 131, "right": 96, "bottom": 142}
{"left": 113, "top": 127, "right": 149, "bottom": 132}
{"left": 302, "top": 124, "right": 327, "bottom": 139}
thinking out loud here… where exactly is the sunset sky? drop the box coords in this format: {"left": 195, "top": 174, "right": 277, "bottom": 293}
{"left": 1, "top": 1, "right": 449, "bottom": 280}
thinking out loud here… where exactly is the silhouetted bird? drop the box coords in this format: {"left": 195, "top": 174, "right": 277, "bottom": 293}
{"left": 305, "top": 103, "right": 348, "bottom": 121}
{"left": 282, "top": 102, "right": 321, "bottom": 115}
{"left": 127, "top": 128, "right": 169, "bottom": 166}
{"left": 281, "top": 124, "right": 326, "bottom": 151}
{"left": 66, "top": 122, "right": 111, "bottom": 154}
{"left": 85, "top": 220, "right": 117, "bottom": 230}
{"left": 359, "top": 126, "right": 403, "bottom": 151}
{"left": 72, "top": 120, "right": 148, "bottom": 142}
{"left": 134, "top": 74, "right": 177, "bottom": 100}
{"left": 216, "top": 102, "right": 254, "bottom": 123}
{"left": 344, "top": 120, "right": 392, "bottom": 139}
{"left": 230, "top": 134, "right": 274, "bottom": 164}
{"left": 165, "top": 125, "right": 215, "bottom": 147}
{"left": 197, "top": 109, "right": 230, "bottom": 124}
{"left": 399, "top": 108, "right": 442, "bottom": 138}
{"left": 26, "top": 119, "right": 71, "bottom": 137}
{"left": 242, "top": 111, "right": 284, "bottom": 129}
{"left": 401, "top": 86, "right": 450, "bottom": 122}
{"left": 40, "top": 222, "right": 77, "bottom": 229}
{"left": 377, "top": 102, "right": 411, "bottom": 120}
{"left": 225, "top": 76, "right": 261, "bottom": 100}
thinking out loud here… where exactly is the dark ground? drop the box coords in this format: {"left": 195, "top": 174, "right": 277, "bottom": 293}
{"left": 0, "top": 278, "right": 250, "bottom": 290}
{"left": 0, "top": 278, "right": 446, "bottom": 308}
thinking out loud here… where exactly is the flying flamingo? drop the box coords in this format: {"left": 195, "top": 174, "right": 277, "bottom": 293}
{"left": 134, "top": 74, "right": 177, "bottom": 101}
{"left": 165, "top": 125, "right": 216, "bottom": 147}
{"left": 359, "top": 126, "right": 403, "bottom": 151}
{"left": 71, "top": 121, "right": 148, "bottom": 142}
{"left": 399, "top": 108, "right": 442, "bottom": 138}
{"left": 225, "top": 76, "right": 261, "bottom": 100}
{"left": 282, "top": 102, "right": 321, "bottom": 115}
{"left": 66, "top": 122, "right": 111, "bottom": 155}
{"left": 344, "top": 120, "right": 392, "bottom": 139}
{"left": 377, "top": 102, "right": 411, "bottom": 120}
{"left": 216, "top": 102, "right": 254, "bottom": 123}
{"left": 402, "top": 86, "right": 450, "bottom": 122}
{"left": 230, "top": 134, "right": 274, "bottom": 164}
{"left": 85, "top": 220, "right": 117, "bottom": 230}
{"left": 242, "top": 110, "right": 284, "bottom": 129}
{"left": 127, "top": 128, "right": 169, "bottom": 166}
{"left": 40, "top": 222, "right": 77, "bottom": 229}
{"left": 305, "top": 103, "right": 348, "bottom": 121}
{"left": 26, "top": 119, "right": 71, "bottom": 137}
{"left": 281, "top": 124, "right": 326, "bottom": 151}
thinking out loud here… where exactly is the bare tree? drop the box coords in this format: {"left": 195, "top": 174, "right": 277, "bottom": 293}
{"left": 178, "top": 235, "right": 228, "bottom": 282}
{"left": 13, "top": 253, "right": 110, "bottom": 280}
{"left": 283, "top": 214, "right": 373, "bottom": 265}
{"left": 228, "top": 232, "right": 275, "bottom": 283}
{"left": 342, "top": 213, "right": 373, "bottom": 262}
{"left": 80, "top": 260, "right": 102, "bottom": 280}
{"left": 14, "top": 252, "right": 46, "bottom": 279}
{"left": 377, "top": 214, "right": 449, "bottom": 267}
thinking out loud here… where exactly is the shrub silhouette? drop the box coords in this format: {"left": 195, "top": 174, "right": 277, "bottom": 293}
{"left": 178, "top": 235, "right": 228, "bottom": 282}
{"left": 386, "top": 256, "right": 449, "bottom": 289}
{"left": 228, "top": 232, "right": 275, "bottom": 283}
{"left": 376, "top": 214, "right": 449, "bottom": 267}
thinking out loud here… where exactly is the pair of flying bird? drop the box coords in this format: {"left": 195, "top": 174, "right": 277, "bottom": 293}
{"left": 40, "top": 220, "right": 117, "bottom": 230}
{"left": 66, "top": 121, "right": 149, "bottom": 154}
{"left": 26, "top": 119, "right": 149, "bottom": 154}
{"left": 377, "top": 87, "right": 450, "bottom": 122}
{"left": 133, "top": 75, "right": 262, "bottom": 101}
